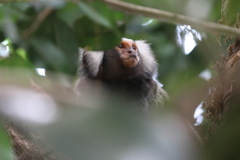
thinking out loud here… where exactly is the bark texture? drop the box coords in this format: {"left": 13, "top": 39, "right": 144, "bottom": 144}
{"left": 203, "top": 39, "right": 240, "bottom": 135}
{"left": 6, "top": 121, "right": 61, "bottom": 160}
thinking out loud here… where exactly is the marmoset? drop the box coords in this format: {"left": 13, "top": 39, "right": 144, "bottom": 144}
{"left": 75, "top": 38, "right": 167, "bottom": 110}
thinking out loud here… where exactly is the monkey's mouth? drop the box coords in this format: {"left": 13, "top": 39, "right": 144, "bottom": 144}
{"left": 123, "top": 55, "right": 137, "bottom": 60}
{"left": 130, "top": 55, "right": 137, "bottom": 58}
{"left": 122, "top": 58, "right": 137, "bottom": 64}
{"left": 121, "top": 56, "right": 139, "bottom": 68}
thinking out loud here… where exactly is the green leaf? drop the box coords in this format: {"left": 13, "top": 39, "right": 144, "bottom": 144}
{"left": 90, "top": 1, "right": 125, "bottom": 26}
{"left": 53, "top": 18, "right": 79, "bottom": 73}
{"left": 16, "top": 48, "right": 28, "bottom": 61}
{"left": 29, "top": 38, "right": 72, "bottom": 73}
{"left": 227, "top": 0, "right": 240, "bottom": 25}
{"left": 0, "top": 124, "right": 13, "bottom": 160}
{"left": 0, "top": 4, "right": 29, "bottom": 21}
{"left": 53, "top": 18, "right": 78, "bottom": 58}
{"left": 57, "top": 2, "right": 83, "bottom": 27}
{"left": 11, "top": 2, "right": 31, "bottom": 12}
{"left": 74, "top": 17, "right": 121, "bottom": 50}
{"left": 2, "top": 16, "right": 19, "bottom": 43}
{"left": 35, "top": 0, "right": 66, "bottom": 9}
{"left": 0, "top": 54, "right": 34, "bottom": 69}
{"left": 78, "top": 1, "right": 112, "bottom": 29}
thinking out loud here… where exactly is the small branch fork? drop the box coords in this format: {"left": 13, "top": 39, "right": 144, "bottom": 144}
{"left": 103, "top": 0, "right": 240, "bottom": 38}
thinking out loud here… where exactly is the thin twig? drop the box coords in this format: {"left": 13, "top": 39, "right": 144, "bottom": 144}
{"left": 103, "top": 0, "right": 240, "bottom": 38}
{"left": 22, "top": 7, "right": 53, "bottom": 40}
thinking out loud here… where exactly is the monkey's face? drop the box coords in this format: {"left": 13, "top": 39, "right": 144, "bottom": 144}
{"left": 116, "top": 39, "right": 140, "bottom": 68}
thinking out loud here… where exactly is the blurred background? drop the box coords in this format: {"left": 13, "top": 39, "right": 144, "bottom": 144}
{"left": 0, "top": 0, "right": 236, "bottom": 160}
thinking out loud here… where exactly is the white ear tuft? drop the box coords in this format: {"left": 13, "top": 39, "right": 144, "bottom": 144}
{"left": 135, "top": 40, "right": 157, "bottom": 74}
{"left": 79, "top": 48, "right": 104, "bottom": 77}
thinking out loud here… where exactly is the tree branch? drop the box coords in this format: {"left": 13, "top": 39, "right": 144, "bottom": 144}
{"left": 103, "top": 0, "right": 240, "bottom": 38}
{"left": 22, "top": 7, "right": 53, "bottom": 40}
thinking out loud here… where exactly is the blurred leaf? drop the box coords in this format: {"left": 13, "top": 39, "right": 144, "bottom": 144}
{"left": 206, "top": 112, "right": 240, "bottom": 160}
{"left": 75, "top": 16, "right": 122, "bottom": 50}
{"left": 53, "top": 18, "right": 78, "bottom": 73}
{"left": 29, "top": 38, "right": 72, "bottom": 72}
{"left": 33, "top": 107, "right": 199, "bottom": 160}
{"left": 32, "top": 0, "right": 66, "bottom": 9}
{"left": 11, "top": 2, "right": 31, "bottom": 12}
{"left": 16, "top": 48, "right": 27, "bottom": 61}
{"left": 0, "top": 4, "right": 28, "bottom": 21}
{"left": 78, "top": 1, "right": 112, "bottom": 29}
{"left": 2, "top": 16, "right": 19, "bottom": 42}
{"left": 91, "top": 1, "right": 125, "bottom": 25}
{"left": 0, "top": 54, "right": 34, "bottom": 69}
{"left": 56, "top": 2, "right": 83, "bottom": 27}
{"left": 207, "top": 0, "right": 221, "bottom": 21}
{"left": 0, "top": 125, "right": 13, "bottom": 160}
{"left": 229, "top": 0, "right": 240, "bottom": 22}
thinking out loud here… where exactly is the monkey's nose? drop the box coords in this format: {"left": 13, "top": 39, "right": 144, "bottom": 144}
{"left": 128, "top": 48, "right": 135, "bottom": 54}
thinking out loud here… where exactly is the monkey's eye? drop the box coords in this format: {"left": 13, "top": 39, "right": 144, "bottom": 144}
{"left": 118, "top": 44, "right": 124, "bottom": 49}
{"left": 132, "top": 46, "right": 137, "bottom": 50}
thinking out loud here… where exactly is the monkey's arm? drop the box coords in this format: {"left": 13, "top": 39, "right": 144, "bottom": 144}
{"left": 150, "top": 80, "right": 169, "bottom": 107}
